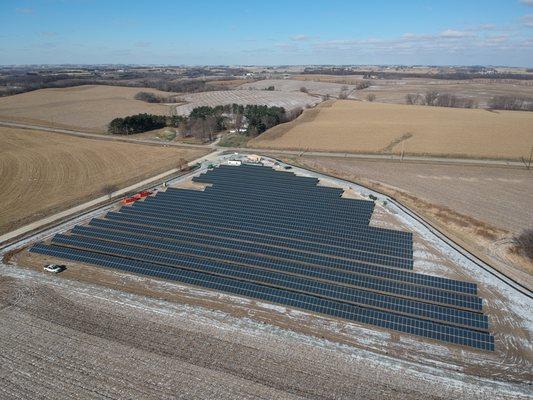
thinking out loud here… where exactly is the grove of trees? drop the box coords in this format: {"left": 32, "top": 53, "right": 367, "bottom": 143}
{"left": 488, "top": 95, "right": 533, "bottom": 111}
{"left": 133, "top": 91, "right": 182, "bottom": 103}
{"left": 108, "top": 103, "right": 299, "bottom": 140}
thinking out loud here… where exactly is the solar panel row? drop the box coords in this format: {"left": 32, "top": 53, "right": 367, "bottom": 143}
{"left": 51, "top": 233, "right": 485, "bottom": 329}
{"left": 138, "top": 196, "right": 373, "bottom": 230}
{"left": 116, "top": 206, "right": 413, "bottom": 269}
{"left": 167, "top": 183, "right": 390, "bottom": 220}
{"left": 116, "top": 205, "right": 411, "bottom": 260}
{"left": 30, "top": 243, "right": 494, "bottom": 351}
{"left": 104, "top": 208, "right": 414, "bottom": 263}
{"left": 129, "top": 203, "right": 409, "bottom": 269}
{"left": 29, "top": 164, "right": 492, "bottom": 350}
{"left": 150, "top": 191, "right": 375, "bottom": 226}
{"left": 87, "top": 218, "right": 474, "bottom": 295}
{"left": 70, "top": 225, "right": 483, "bottom": 313}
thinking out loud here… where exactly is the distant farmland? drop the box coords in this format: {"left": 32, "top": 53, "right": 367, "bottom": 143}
{"left": 0, "top": 85, "right": 175, "bottom": 132}
{"left": 249, "top": 100, "right": 533, "bottom": 160}
{"left": 238, "top": 79, "right": 358, "bottom": 98}
{"left": 0, "top": 126, "right": 208, "bottom": 234}
{"left": 173, "top": 90, "right": 320, "bottom": 116}
{"left": 0, "top": 85, "right": 321, "bottom": 132}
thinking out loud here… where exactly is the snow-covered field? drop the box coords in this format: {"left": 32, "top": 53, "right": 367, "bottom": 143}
{"left": 172, "top": 89, "right": 321, "bottom": 115}
{"left": 238, "top": 79, "right": 358, "bottom": 97}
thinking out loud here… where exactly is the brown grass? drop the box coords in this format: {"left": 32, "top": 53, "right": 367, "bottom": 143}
{"left": 249, "top": 100, "right": 533, "bottom": 160}
{"left": 0, "top": 85, "right": 176, "bottom": 133}
{"left": 0, "top": 126, "right": 208, "bottom": 234}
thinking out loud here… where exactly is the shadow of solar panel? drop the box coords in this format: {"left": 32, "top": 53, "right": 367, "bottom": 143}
{"left": 28, "top": 164, "right": 493, "bottom": 350}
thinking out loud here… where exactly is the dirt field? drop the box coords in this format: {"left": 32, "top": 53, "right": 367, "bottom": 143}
{"left": 0, "top": 85, "right": 175, "bottom": 133}
{"left": 281, "top": 156, "right": 533, "bottom": 281}
{"left": 0, "top": 126, "right": 208, "bottom": 235}
{"left": 249, "top": 100, "right": 533, "bottom": 160}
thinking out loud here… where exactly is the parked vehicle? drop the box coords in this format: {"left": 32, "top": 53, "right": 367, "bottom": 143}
{"left": 43, "top": 264, "right": 66, "bottom": 273}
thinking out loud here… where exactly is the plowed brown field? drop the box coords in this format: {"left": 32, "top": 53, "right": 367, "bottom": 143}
{"left": 0, "top": 127, "right": 207, "bottom": 234}
{"left": 0, "top": 85, "right": 175, "bottom": 132}
{"left": 249, "top": 100, "right": 533, "bottom": 160}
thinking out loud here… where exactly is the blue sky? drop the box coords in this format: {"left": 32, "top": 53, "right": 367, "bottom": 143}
{"left": 1, "top": 0, "right": 532, "bottom": 66}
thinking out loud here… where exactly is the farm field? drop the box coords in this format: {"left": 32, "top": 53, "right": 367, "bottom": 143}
{"left": 0, "top": 262, "right": 529, "bottom": 400}
{"left": 238, "top": 79, "right": 357, "bottom": 97}
{"left": 173, "top": 89, "right": 320, "bottom": 115}
{"left": 0, "top": 126, "right": 207, "bottom": 235}
{"left": 0, "top": 85, "right": 176, "bottom": 133}
{"left": 351, "top": 78, "right": 533, "bottom": 108}
{"left": 293, "top": 74, "right": 366, "bottom": 84}
{"left": 292, "top": 75, "right": 533, "bottom": 108}
{"left": 249, "top": 100, "right": 533, "bottom": 160}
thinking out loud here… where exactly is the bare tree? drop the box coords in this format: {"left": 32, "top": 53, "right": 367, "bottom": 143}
{"left": 435, "top": 93, "right": 457, "bottom": 107}
{"left": 513, "top": 229, "right": 533, "bottom": 260}
{"left": 338, "top": 85, "right": 349, "bottom": 99}
{"left": 234, "top": 111, "right": 243, "bottom": 131}
{"left": 356, "top": 80, "right": 371, "bottom": 90}
{"left": 284, "top": 107, "right": 303, "bottom": 122}
{"left": 205, "top": 115, "right": 218, "bottom": 142}
{"left": 425, "top": 90, "right": 439, "bottom": 106}
{"left": 177, "top": 158, "right": 188, "bottom": 171}
{"left": 405, "top": 93, "right": 422, "bottom": 105}
{"left": 101, "top": 184, "right": 119, "bottom": 199}
{"left": 366, "top": 94, "right": 376, "bottom": 102}
{"left": 190, "top": 119, "right": 208, "bottom": 142}
{"left": 521, "top": 146, "right": 533, "bottom": 170}
{"left": 177, "top": 119, "right": 189, "bottom": 137}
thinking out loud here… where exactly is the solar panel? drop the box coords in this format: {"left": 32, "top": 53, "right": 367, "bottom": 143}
{"left": 28, "top": 164, "right": 493, "bottom": 350}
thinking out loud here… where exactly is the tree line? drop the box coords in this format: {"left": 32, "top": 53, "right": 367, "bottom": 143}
{"left": 405, "top": 91, "right": 477, "bottom": 108}
{"left": 488, "top": 96, "right": 533, "bottom": 111}
{"left": 303, "top": 67, "right": 533, "bottom": 80}
{"left": 405, "top": 90, "right": 533, "bottom": 111}
{"left": 133, "top": 91, "right": 182, "bottom": 103}
{"left": 108, "top": 103, "right": 300, "bottom": 139}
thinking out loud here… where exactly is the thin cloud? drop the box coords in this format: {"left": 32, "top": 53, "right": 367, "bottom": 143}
{"left": 520, "top": 14, "right": 533, "bottom": 27}
{"left": 310, "top": 28, "right": 529, "bottom": 56}
{"left": 16, "top": 7, "right": 35, "bottom": 14}
{"left": 134, "top": 41, "right": 151, "bottom": 48}
{"left": 519, "top": 0, "right": 533, "bottom": 6}
{"left": 439, "top": 29, "right": 473, "bottom": 38}
{"left": 40, "top": 31, "right": 57, "bottom": 38}
{"left": 290, "top": 34, "right": 312, "bottom": 41}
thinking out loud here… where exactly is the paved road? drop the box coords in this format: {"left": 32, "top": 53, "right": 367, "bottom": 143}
{"left": 1, "top": 120, "right": 526, "bottom": 167}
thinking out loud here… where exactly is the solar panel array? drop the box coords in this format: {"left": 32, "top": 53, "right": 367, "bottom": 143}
{"left": 29, "top": 164, "right": 494, "bottom": 350}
